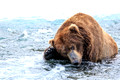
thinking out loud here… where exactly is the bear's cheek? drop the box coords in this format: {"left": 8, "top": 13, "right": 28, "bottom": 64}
{"left": 55, "top": 45, "right": 65, "bottom": 52}
{"left": 57, "top": 49, "right": 68, "bottom": 57}
{"left": 56, "top": 48, "right": 69, "bottom": 58}
{"left": 60, "top": 53, "right": 69, "bottom": 58}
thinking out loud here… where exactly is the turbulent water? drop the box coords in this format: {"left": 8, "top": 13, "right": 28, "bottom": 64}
{"left": 0, "top": 15, "right": 120, "bottom": 80}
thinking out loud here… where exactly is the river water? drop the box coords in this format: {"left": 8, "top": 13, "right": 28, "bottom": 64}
{"left": 0, "top": 15, "right": 120, "bottom": 80}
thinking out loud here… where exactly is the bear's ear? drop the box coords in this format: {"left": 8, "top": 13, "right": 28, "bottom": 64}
{"left": 68, "top": 24, "right": 79, "bottom": 33}
{"left": 49, "top": 39, "right": 54, "bottom": 46}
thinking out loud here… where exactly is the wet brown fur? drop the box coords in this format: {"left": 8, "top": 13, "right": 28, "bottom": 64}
{"left": 50, "top": 13, "right": 118, "bottom": 62}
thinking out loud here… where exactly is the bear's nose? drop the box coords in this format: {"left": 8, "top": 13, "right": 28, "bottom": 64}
{"left": 72, "top": 60, "right": 79, "bottom": 65}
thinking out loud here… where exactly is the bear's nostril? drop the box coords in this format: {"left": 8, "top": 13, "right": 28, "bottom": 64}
{"left": 72, "top": 60, "right": 79, "bottom": 65}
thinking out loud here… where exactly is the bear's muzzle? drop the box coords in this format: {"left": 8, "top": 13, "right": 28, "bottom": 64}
{"left": 67, "top": 50, "right": 82, "bottom": 65}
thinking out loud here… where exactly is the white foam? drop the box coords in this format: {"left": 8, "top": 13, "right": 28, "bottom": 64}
{"left": 7, "top": 28, "right": 12, "bottom": 32}
{"left": 41, "top": 64, "right": 65, "bottom": 80}
{"left": 38, "top": 29, "right": 52, "bottom": 33}
{"left": 23, "top": 30, "right": 29, "bottom": 37}
{"left": 52, "top": 64, "right": 65, "bottom": 72}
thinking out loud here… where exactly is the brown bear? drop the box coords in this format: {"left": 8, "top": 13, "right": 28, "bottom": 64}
{"left": 44, "top": 13, "right": 118, "bottom": 65}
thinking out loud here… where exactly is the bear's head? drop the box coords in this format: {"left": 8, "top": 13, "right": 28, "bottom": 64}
{"left": 49, "top": 24, "right": 88, "bottom": 65}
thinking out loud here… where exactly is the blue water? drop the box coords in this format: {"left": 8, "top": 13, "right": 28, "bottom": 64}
{"left": 0, "top": 15, "right": 120, "bottom": 80}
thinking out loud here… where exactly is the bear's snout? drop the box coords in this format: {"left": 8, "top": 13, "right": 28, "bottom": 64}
{"left": 67, "top": 50, "right": 82, "bottom": 65}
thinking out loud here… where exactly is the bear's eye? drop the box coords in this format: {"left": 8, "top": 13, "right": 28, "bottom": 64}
{"left": 70, "top": 46, "right": 74, "bottom": 50}
{"left": 63, "top": 53, "right": 67, "bottom": 55}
